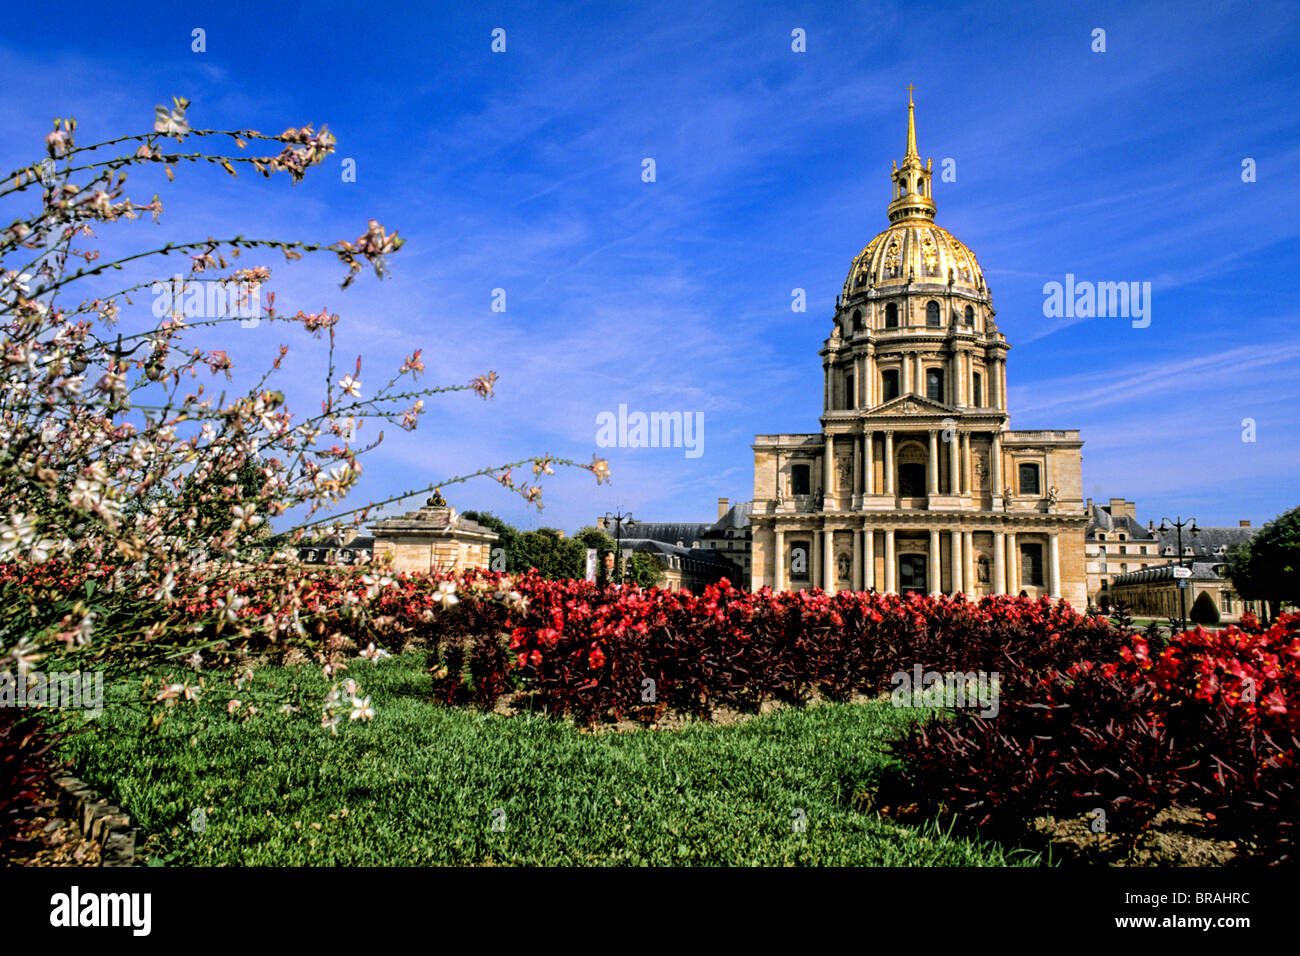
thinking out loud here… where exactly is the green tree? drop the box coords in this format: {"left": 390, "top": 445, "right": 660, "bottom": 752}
{"left": 460, "top": 510, "right": 522, "bottom": 572}
{"left": 516, "top": 527, "right": 585, "bottom": 580}
{"left": 1221, "top": 506, "right": 1300, "bottom": 624}
{"left": 623, "top": 550, "right": 664, "bottom": 589}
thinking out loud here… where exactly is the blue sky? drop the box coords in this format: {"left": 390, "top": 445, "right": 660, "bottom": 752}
{"left": 3, "top": 0, "right": 1298, "bottom": 533}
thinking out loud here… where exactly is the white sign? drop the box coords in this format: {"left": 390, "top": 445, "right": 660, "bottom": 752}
{"left": 1173, "top": 566, "right": 1192, "bottom": 579}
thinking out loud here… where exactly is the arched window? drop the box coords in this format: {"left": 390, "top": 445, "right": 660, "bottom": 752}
{"left": 972, "top": 373, "right": 982, "bottom": 407}
{"left": 964, "top": 305, "right": 974, "bottom": 325}
{"left": 926, "top": 301, "right": 940, "bottom": 327}
{"left": 881, "top": 369, "right": 900, "bottom": 402}
{"left": 900, "top": 180, "right": 909, "bottom": 195}
{"left": 884, "top": 303, "right": 899, "bottom": 328}
{"left": 926, "top": 368, "right": 944, "bottom": 402}
{"left": 1018, "top": 463, "right": 1041, "bottom": 496}
{"left": 852, "top": 309, "right": 863, "bottom": 332}
{"left": 844, "top": 373, "right": 855, "bottom": 409}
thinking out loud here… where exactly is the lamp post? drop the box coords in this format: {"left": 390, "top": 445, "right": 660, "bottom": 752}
{"left": 1159, "top": 516, "right": 1199, "bottom": 633}
{"left": 603, "top": 508, "right": 633, "bottom": 585}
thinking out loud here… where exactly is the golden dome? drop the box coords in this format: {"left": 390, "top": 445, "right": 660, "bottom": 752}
{"left": 841, "top": 90, "right": 988, "bottom": 301}
{"left": 842, "top": 222, "right": 987, "bottom": 299}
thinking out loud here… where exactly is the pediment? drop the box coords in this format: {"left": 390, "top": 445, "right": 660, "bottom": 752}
{"left": 869, "top": 394, "right": 954, "bottom": 417}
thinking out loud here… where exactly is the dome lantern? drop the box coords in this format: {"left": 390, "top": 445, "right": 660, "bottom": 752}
{"left": 887, "top": 86, "right": 936, "bottom": 225}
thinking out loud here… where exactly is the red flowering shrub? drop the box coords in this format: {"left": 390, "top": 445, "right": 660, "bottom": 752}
{"left": 8, "top": 557, "right": 1294, "bottom": 862}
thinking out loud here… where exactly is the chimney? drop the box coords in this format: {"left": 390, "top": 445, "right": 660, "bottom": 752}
{"left": 1239, "top": 520, "right": 1251, "bottom": 527}
{"left": 717, "top": 497, "right": 730, "bottom": 520}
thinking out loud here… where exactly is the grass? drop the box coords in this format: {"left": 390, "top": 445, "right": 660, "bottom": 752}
{"left": 55, "top": 652, "right": 1040, "bottom": 866}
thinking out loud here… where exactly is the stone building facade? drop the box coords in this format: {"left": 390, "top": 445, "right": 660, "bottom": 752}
{"left": 1085, "top": 498, "right": 1166, "bottom": 607}
{"left": 369, "top": 492, "right": 498, "bottom": 575}
{"left": 750, "top": 94, "right": 1088, "bottom": 606}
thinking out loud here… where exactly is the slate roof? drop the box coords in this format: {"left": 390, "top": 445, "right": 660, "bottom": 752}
{"left": 1155, "top": 526, "right": 1255, "bottom": 557}
{"left": 1110, "top": 560, "right": 1226, "bottom": 586}
{"left": 707, "top": 500, "right": 753, "bottom": 533}
{"left": 1086, "top": 502, "right": 1157, "bottom": 540}
{"left": 618, "top": 522, "right": 711, "bottom": 547}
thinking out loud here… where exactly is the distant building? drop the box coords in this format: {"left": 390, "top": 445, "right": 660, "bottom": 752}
{"left": 369, "top": 491, "right": 498, "bottom": 575}
{"left": 597, "top": 498, "right": 752, "bottom": 591}
{"left": 701, "top": 498, "right": 754, "bottom": 588}
{"left": 1095, "top": 507, "right": 1261, "bottom": 623}
{"left": 294, "top": 528, "right": 374, "bottom": 566}
{"left": 1085, "top": 498, "right": 1166, "bottom": 607}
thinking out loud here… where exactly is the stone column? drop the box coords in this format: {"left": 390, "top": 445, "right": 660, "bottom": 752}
{"left": 948, "top": 430, "right": 959, "bottom": 494}
{"left": 929, "top": 529, "right": 941, "bottom": 595}
{"left": 991, "top": 432, "right": 1003, "bottom": 500}
{"left": 774, "top": 528, "right": 785, "bottom": 592}
{"left": 884, "top": 529, "right": 896, "bottom": 593}
{"left": 915, "top": 352, "right": 924, "bottom": 396}
{"left": 852, "top": 529, "right": 862, "bottom": 591}
{"left": 993, "top": 530, "right": 1005, "bottom": 594}
{"left": 822, "top": 438, "right": 834, "bottom": 508}
{"left": 810, "top": 530, "right": 820, "bottom": 592}
{"left": 884, "top": 431, "right": 895, "bottom": 495}
{"left": 864, "top": 431, "right": 875, "bottom": 494}
{"left": 824, "top": 528, "right": 835, "bottom": 594}
{"left": 1049, "top": 533, "right": 1061, "bottom": 598}
{"left": 950, "top": 530, "right": 962, "bottom": 594}
{"left": 928, "top": 430, "right": 939, "bottom": 495}
{"left": 853, "top": 433, "right": 863, "bottom": 498}
{"left": 823, "top": 365, "right": 830, "bottom": 412}
{"left": 963, "top": 531, "right": 974, "bottom": 596}
{"left": 864, "top": 529, "right": 875, "bottom": 590}
{"left": 1006, "top": 531, "right": 1018, "bottom": 593}
{"left": 960, "top": 432, "right": 971, "bottom": 495}
{"left": 1000, "top": 359, "right": 1008, "bottom": 410}
{"left": 902, "top": 355, "right": 912, "bottom": 395}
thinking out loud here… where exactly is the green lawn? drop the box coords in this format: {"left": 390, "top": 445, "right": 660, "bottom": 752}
{"left": 56, "top": 653, "right": 1039, "bottom": 866}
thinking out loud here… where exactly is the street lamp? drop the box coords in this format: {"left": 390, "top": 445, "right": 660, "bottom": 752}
{"left": 1159, "top": 516, "right": 1199, "bottom": 633}
{"left": 603, "top": 508, "right": 633, "bottom": 585}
